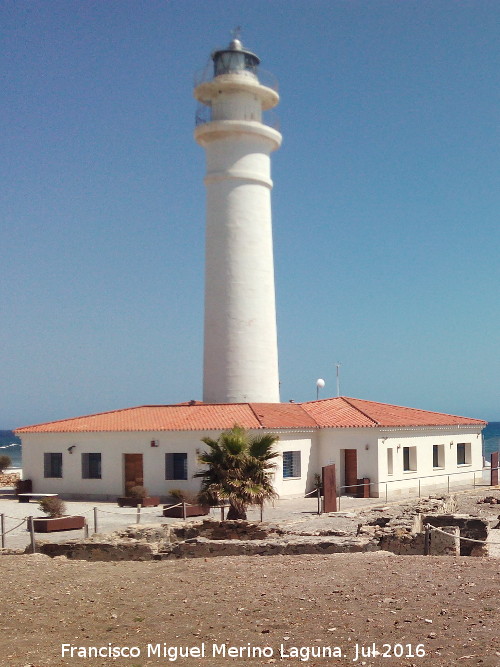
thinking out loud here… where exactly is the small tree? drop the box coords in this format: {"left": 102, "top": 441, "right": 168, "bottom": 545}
{"left": 194, "top": 425, "right": 279, "bottom": 520}
{"left": 0, "top": 455, "right": 11, "bottom": 474}
{"left": 38, "top": 496, "right": 66, "bottom": 518}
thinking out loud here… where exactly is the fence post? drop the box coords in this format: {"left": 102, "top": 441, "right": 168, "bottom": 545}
{"left": 424, "top": 524, "right": 431, "bottom": 556}
{"left": 28, "top": 516, "right": 36, "bottom": 554}
{"left": 317, "top": 487, "right": 321, "bottom": 515}
{"left": 221, "top": 506, "right": 225, "bottom": 520}
{"left": 260, "top": 503, "right": 263, "bottom": 522}
{"left": 1, "top": 513, "right": 4, "bottom": 549}
{"left": 385, "top": 482, "right": 388, "bottom": 503}
{"left": 182, "top": 502, "right": 187, "bottom": 520}
{"left": 136, "top": 505, "right": 141, "bottom": 524}
{"left": 447, "top": 476, "right": 450, "bottom": 493}
{"left": 418, "top": 479, "right": 421, "bottom": 498}
{"left": 473, "top": 471, "right": 476, "bottom": 488}
{"left": 84, "top": 520, "right": 89, "bottom": 539}
{"left": 93, "top": 507, "right": 98, "bottom": 534}
{"left": 491, "top": 452, "right": 499, "bottom": 486}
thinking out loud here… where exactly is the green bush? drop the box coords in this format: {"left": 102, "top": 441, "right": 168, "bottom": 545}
{"left": 0, "top": 455, "right": 12, "bottom": 474}
{"left": 38, "top": 496, "right": 66, "bottom": 518}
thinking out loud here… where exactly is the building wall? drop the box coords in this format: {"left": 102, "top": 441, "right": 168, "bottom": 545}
{"left": 376, "top": 427, "right": 484, "bottom": 498}
{"left": 20, "top": 425, "right": 483, "bottom": 501}
{"left": 20, "top": 429, "right": 316, "bottom": 500}
{"left": 315, "top": 426, "right": 484, "bottom": 498}
{"left": 318, "top": 428, "right": 381, "bottom": 496}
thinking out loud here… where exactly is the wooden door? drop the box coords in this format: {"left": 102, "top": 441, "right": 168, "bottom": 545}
{"left": 322, "top": 464, "right": 337, "bottom": 513}
{"left": 124, "top": 454, "right": 144, "bottom": 495}
{"left": 344, "top": 449, "right": 358, "bottom": 495}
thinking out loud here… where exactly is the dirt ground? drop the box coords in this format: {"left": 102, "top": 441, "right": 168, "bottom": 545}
{"left": 1, "top": 550, "right": 499, "bottom": 667}
{"left": 2, "top": 488, "right": 500, "bottom": 667}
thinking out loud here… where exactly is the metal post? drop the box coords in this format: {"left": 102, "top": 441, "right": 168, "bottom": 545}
{"left": 473, "top": 471, "right": 476, "bottom": 488}
{"left": 137, "top": 504, "right": 141, "bottom": 524}
{"left": 84, "top": 520, "right": 89, "bottom": 538}
{"left": 317, "top": 487, "right": 321, "bottom": 515}
{"left": 221, "top": 506, "right": 225, "bottom": 520}
{"left": 1, "top": 514, "right": 5, "bottom": 549}
{"left": 182, "top": 502, "right": 187, "bottom": 520}
{"left": 385, "top": 482, "right": 388, "bottom": 503}
{"left": 424, "top": 524, "right": 431, "bottom": 556}
{"left": 418, "top": 479, "right": 421, "bottom": 498}
{"left": 28, "top": 516, "right": 36, "bottom": 554}
{"left": 93, "top": 507, "right": 98, "bottom": 534}
{"left": 447, "top": 476, "right": 450, "bottom": 493}
{"left": 260, "top": 503, "right": 263, "bottom": 522}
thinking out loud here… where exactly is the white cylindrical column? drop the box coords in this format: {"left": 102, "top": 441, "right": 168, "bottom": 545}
{"left": 194, "top": 39, "right": 282, "bottom": 403}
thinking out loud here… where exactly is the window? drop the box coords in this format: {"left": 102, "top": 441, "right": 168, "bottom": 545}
{"left": 457, "top": 443, "right": 471, "bottom": 466}
{"left": 387, "top": 448, "right": 393, "bottom": 475}
{"left": 433, "top": 444, "right": 445, "bottom": 469}
{"left": 283, "top": 451, "right": 301, "bottom": 478}
{"left": 165, "top": 453, "right": 188, "bottom": 480}
{"left": 44, "top": 453, "right": 62, "bottom": 478}
{"left": 82, "top": 453, "right": 101, "bottom": 479}
{"left": 403, "top": 446, "right": 417, "bottom": 472}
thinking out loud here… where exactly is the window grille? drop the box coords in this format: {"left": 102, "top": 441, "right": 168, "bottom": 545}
{"left": 283, "top": 451, "right": 301, "bottom": 478}
{"left": 165, "top": 453, "right": 188, "bottom": 480}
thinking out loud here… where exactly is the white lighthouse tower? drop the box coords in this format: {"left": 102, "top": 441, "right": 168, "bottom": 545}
{"left": 194, "top": 37, "right": 282, "bottom": 404}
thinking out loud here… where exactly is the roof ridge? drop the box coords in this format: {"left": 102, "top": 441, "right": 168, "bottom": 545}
{"left": 341, "top": 397, "right": 380, "bottom": 426}
{"left": 247, "top": 403, "right": 265, "bottom": 428}
{"left": 15, "top": 404, "right": 152, "bottom": 431}
{"left": 343, "top": 397, "right": 487, "bottom": 423}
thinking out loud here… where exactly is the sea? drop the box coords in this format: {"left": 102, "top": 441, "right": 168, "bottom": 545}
{"left": 1, "top": 423, "right": 499, "bottom": 470}
{"left": 0, "top": 430, "right": 22, "bottom": 468}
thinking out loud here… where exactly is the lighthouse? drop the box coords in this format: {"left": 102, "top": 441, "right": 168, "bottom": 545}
{"left": 194, "top": 37, "right": 282, "bottom": 404}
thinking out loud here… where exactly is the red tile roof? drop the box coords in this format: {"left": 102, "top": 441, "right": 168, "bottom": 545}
{"left": 15, "top": 397, "right": 486, "bottom": 434}
{"left": 301, "top": 397, "right": 486, "bottom": 428}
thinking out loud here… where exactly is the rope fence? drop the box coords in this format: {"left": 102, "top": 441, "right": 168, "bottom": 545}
{"left": 336, "top": 466, "right": 498, "bottom": 510}
{"left": 427, "top": 523, "right": 500, "bottom": 546}
{"left": 0, "top": 500, "right": 222, "bottom": 551}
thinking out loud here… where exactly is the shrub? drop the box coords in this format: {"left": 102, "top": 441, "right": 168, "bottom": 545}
{"left": 128, "top": 485, "right": 148, "bottom": 499}
{"left": 168, "top": 488, "right": 200, "bottom": 504}
{"left": 0, "top": 455, "right": 12, "bottom": 474}
{"left": 38, "top": 496, "right": 66, "bottom": 518}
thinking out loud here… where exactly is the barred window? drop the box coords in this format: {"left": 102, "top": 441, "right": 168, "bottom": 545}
{"left": 283, "top": 451, "right": 301, "bottom": 478}
{"left": 82, "top": 453, "right": 102, "bottom": 479}
{"left": 165, "top": 453, "right": 188, "bottom": 480}
{"left": 44, "top": 452, "right": 62, "bottom": 478}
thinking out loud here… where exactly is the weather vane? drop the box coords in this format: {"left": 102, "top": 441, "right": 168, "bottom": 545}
{"left": 231, "top": 26, "right": 242, "bottom": 41}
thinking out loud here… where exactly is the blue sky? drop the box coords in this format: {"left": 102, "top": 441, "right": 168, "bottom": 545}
{"left": 2, "top": 1, "right": 499, "bottom": 428}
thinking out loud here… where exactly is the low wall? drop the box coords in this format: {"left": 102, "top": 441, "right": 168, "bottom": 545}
{"left": 33, "top": 496, "right": 492, "bottom": 561}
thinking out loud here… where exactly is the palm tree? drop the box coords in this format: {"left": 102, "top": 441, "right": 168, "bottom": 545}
{"left": 194, "top": 425, "right": 279, "bottom": 520}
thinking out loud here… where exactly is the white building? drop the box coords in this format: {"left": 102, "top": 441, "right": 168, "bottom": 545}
{"left": 15, "top": 39, "right": 487, "bottom": 501}
{"left": 16, "top": 397, "right": 485, "bottom": 500}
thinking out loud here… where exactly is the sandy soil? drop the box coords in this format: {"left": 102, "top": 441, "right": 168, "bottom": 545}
{"left": 1, "top": 550, "right": 499, "bottom": 667}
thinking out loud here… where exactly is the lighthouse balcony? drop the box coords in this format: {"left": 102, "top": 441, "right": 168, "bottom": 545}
{"left": 194, "top": 66, "right": 278, "bottom": 93}
{"left": 195, "top": 105, "right": 280, "bottom": 132}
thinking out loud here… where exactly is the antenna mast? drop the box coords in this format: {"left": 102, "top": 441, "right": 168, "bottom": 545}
{"left": 336, "top": 362, "right": 341, "bottom": 397}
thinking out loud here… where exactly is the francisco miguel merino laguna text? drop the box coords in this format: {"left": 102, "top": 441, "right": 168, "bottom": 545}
{"left": 61, "top": 642, "right": 349, "bottom": 661}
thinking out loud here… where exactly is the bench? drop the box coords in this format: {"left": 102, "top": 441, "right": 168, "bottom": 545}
{"left": 17, "top": 493, "right": 59, "bottom": 504}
